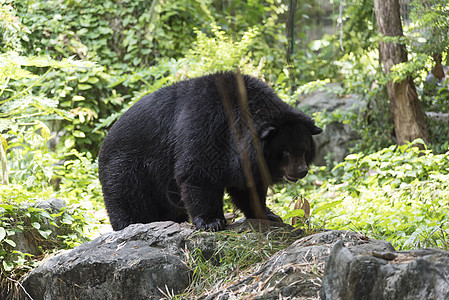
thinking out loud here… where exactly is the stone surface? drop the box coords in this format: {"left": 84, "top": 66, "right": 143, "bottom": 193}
{"left": 20, "top": 219, "right": 298, "bottom": 300}
{"left": 297, "top": 84, "right": 364, "bottom": 166}
{"left": 426, "top": 111, "right": 449, "bottom": 122}
{"left": 312, "top": 121, "right": 360, "bottom": 166}
{"left": 20, "top": 221, "right": 449, "bottom": 300}
{"left": 21, "top": 222, "right": 194, "bottom": 300}
{"left": 321, "top": 240, "right": 449, "bottom": 300}
{"left": 10, "top": 198, "right": 68, "bottom": 256}
{"left": 202, "top": 230, "right": 394, "bottom": 299}
{"left": 297, "top": 84, "right": 363, "bottom": 113}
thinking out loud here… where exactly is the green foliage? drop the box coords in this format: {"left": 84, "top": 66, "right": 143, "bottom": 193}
{"left": 0, "top": 52, "right": 98, "bottom": 154}
{"left": 420, "top": 72, "right": 449, "bottom": 154}
{"left": 341, "top": 0, "right": 377, "bottom": 53}
{"left": 0, "top": 2, "right": 29, "bottom": 52}
{"left": 422, "top": 72, "right": 449, "bottom": 153}
{"left": 1, "top": 118, "right": 102, "bottom": 293}
{"left": 0, "top": 52, "right": 96, "bottom": 193}
{"left": 7, "top": 0, "right": 292, "bottom": 154}
{"left": 334, "top": 140, "right": 438, "bottom": 187}
{"left": 0, "top": 122, "right": 102, "bottom": 298}
{"left": 179, "top": 24, "right": 264, "bottom": 77}
{"left": 285, "top": 0, "right": 378, "bottom": 87}
{"left": 0, "top": 185, "right": 94, "bottom": 291}
{"left": 408, "top": 0, "right": 449, "bottom": 58}
{"left": 0, "top": 8, "right": 103, "bottom": 293}
{"left": 299, "top": 141, "right": 449, "bottom": 250}
{"left": 16, "top": 0, "right": 210, "bottom": 65}
{"left": 269, "top": 142, "right": 449, "bottom": 250}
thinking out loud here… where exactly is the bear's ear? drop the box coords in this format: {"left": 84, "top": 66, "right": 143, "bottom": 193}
{"left": 260, "top": 125, "right": 277, "bottom": 140}
{"left": 309, "top": 124, "right": 323, "bottom": 135}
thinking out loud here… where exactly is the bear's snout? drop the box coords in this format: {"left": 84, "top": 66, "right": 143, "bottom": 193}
{"left": 296, "top": 167, "right": 309, "bottom": 179}
{"left": 282, "top": 151, "right": 309, "bottom": 182}
{"left": 285, "top": 166, "right": 308, "bottom": 182}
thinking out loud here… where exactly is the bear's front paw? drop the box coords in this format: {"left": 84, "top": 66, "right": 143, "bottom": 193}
{"left": 193, "top": 216, "right": 226, "bottom": 231}
{"left": 265, "top": 209, "right": 283, "bottom": 223}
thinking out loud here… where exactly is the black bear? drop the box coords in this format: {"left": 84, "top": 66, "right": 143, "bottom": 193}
{"left": 98, "top": 72, "right": 322, "bottom": 231}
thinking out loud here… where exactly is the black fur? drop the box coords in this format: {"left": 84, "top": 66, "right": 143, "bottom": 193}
{"left": 98, "top": 72, "right": 322, "bottom": 231}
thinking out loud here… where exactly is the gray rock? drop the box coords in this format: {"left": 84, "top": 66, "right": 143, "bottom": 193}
{"left": 321, "top": 240, "right": 449, "bottom": 300}
{"left": 35, "top": 198, "right": 67, "bottom": 212}
{"left": 297, "top": 84, "right": 364, "bottom": 166}
{"left": 21, "top": 219, "right": 296, "bottom": 300}
{"left": 203, "top": 230, "right": 394, "bottom": 299}
{"left": 20, "top": 221, "right": 449, "bottom": 300}
{"left": 426, "top": 112, "right": 449, "bottom": 122}
{"left": 313, "top": 122, "right": 360, "bottom": 166}
{"left": 298, "top": 84, "right": 363, "bottom": 113}
{"left": 21, "top": 222, "right": 194, "bottom": 300}
{"left": 9, "top": 198, "right": 68, "bottom": 256}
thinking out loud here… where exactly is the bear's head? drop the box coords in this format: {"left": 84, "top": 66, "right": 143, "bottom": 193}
{"left": 262, "top": 115, "right": 322, "bottom": 183}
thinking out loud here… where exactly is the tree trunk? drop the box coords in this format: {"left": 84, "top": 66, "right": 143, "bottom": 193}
{"left": 373, "top": 0, "right": 429, "bottom": 147}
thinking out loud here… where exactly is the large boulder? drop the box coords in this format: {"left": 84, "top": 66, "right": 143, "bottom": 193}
{"left": 321, "top": 240, "right": 449, "bottom": 300}
{"left": 298, "top": 84, "right": 362, "bottom": 113}
{"left": 21, "top": 222, "right": 194, "bottom": 300}
{"left": 297, "top": 84, "right": 364, "bottom": 166}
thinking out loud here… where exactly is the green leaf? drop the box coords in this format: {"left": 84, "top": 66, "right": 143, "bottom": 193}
{"left": 39, "top": 211, "right": 52, "bottom": 219}
{"left": 313, "top": 200, "right": 344, "bottom": 215}
{"left": 3, "top": 260, "right": 13, "bottom": 272}
{"left": 283, "top": 209, "right": 305, "bottom": 219}
{"left": 64, "top": 136, "right": 75, "bottom": 149}
{"left": 39, "top": 230, "right": 52, "bottom": 239}
{"left": 87, "top": 77, "right": 99, "bottom": 84}
{"left": 132, "top": 57, "right": 142, "bottom": 66}
{"left": 0, "top": 227, "right": 6, "bottom": 242}
{"left": 78, "top": 84, "right": 92, "bottom": 90}
{"left": 31, "top": 222, "right": 41, "bottom": 230}
{"left": 79, "top": 74, "right": 89, "bottom": 82}
{"left": 73, "top": 130, "right": 86, "bottom": 138}
{"left": 0, "top": 204, "right": 14, "bottom": 210}
{"left": 5, "top": 239, "right": 16, "bottom": 247}
{"left": 73, "top": 95, "right": 85, "bottom": 101}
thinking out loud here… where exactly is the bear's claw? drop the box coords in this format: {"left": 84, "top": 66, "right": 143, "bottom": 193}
{"left": 266, "top": 210, "right": 283, "bottom": 223}
{"left": 193, "top": 216, "right": 226, "bottom": 231}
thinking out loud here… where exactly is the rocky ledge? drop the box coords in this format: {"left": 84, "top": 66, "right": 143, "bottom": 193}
{"left": 20, "top": 221, "right": 449, "bottom": 299}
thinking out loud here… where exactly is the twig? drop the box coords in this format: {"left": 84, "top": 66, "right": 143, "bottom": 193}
{"left": 0, "top": 76, "right": 11, "bottom": 97}
{"left": 0, "top": 66, "right": 53, "bottom": 105}
{"left": 339, "top": 0, "right": 344, "bottom": 53}
{"left": 0, "top": 137, "right": 8, "bottom": 186}
{"left": 6, "top": 277, "right": 34, "bottom": 300}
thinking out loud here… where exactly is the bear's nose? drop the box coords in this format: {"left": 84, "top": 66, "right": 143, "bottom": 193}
{"left": 297, "top": 169, "right": 308, "bottom": 179}
{"left": 296, "top": 166, "right": 309, "bottom": 179}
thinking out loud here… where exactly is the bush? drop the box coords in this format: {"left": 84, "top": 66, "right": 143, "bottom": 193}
{"left": 285, "top": 141, "right": 449, "bottom": 250}
{"left": 0, "top": 11, "right": 103, "bottom": 295}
